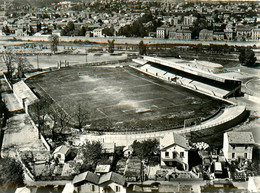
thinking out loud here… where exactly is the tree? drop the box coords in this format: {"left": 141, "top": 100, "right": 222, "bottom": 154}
{"left": 61, "top": 21, "right": 75, "bottom": 36}
{"left": 67, "top": 21, "right": 75, "bottom": 32}
{"left": 49, "top": 34, "right": 59, "bottom": 54}
{"left": 2, "top": 25, "right": 10, "bottom": 35}
{"left": 132, "top": 139, "right": 159, "bottom": 163}
{"left": 0, "top": 157, "right": 24, "bottom": 192}
{"left": 2, "top": 49, "right": 15, "bottom": 80}
{"left": 49, "top": 106, "right": 70, "bottom": 139}
{"left": 72, "top": 104, "right": 89, "bottom": 130}
{"left": 103, "top": 27, "right": 114, "bottom": 37}
{"left": 29, "top": 97, "right": 51, "bottom": 139}
{"left": 108, "top": 39, "right": 115, "bottom": 54}
{"left": 138, "top": 40, "right": 147, "bottom": 55}
{"left": 239, "top": 47, "right": 257, "bottom": 67}
{"left": 16, "top": 56, "right": 26, "bottom": 80}
{"left": 81, "top": 140, "right": 102, "bottom": 171}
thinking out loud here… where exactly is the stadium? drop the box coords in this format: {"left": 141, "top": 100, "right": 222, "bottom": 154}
{"left": 22, "top": 56, "right": 246, "bottom": 137}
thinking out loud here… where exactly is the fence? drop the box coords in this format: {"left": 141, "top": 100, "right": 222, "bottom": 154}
{"left": 3, "top": 72, "right": 12, "bottom": 90}
{"left": 81, "top": 105, "right": 247, "bottom": 147}
{"left": 29, "top": 117, "right": 51, "bottom": 151}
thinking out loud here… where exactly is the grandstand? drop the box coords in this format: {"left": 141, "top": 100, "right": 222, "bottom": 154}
{"left": 132, "top": 56, "right": 241, "bottom": 99}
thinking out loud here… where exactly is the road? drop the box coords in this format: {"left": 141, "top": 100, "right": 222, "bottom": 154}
{"left": 0, "top": 36, "right": 260, "bottom": 47}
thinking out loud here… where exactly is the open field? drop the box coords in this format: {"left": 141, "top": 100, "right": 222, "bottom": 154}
{"left": 26, "top": 66, "right": 228, "bottom": 132}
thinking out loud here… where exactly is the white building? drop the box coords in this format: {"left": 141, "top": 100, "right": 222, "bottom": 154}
{"left": 156, "top": 27, "right": 166, "bottom": 39}
{"left": 223, "top": 132, "right": 255, "bottom": 162}
{"left": 252, "top": 27, "right": 260, "bottom": 41}
{"left": 53, "top": 145, "right": 70, "bottom": 164}
{"left": 160, "top": 133, "right": 190, "bottom": 170}
{"left": 93, "top": 28, "right": 104, "bottom": 38}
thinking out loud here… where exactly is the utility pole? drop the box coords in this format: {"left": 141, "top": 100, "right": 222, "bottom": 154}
{"left": 37, "top": 54, "right": 39, "bottom": 69}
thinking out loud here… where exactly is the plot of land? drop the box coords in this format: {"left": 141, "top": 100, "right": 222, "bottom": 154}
{"left": 26, "top": 66, "right": 227, "bottom": 132}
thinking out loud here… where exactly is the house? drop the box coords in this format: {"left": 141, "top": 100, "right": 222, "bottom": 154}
{"left": 160, "top": 133, "right": 190, "bottom": 170}
{"left": 73, "top": 171, "right": 100, "bottom": 193}
{"left": 224, "top": 24, "right": 234, "bottom": 40}
{"left": 93, "top": 28, "right": 104, "bottom": 38}
{"left": 224, "top": 28, "right": 233, "bottom": 40}
{"left": 236, "top": 25, "right": 252, "bottom": 41}
{"left": 99, "top": 172, "right": 126, "bottom": 193}
{"left": 252, "top": 26, "right": 260, "bottom": 41}
{"left": 123, "top": 146, "right": 133, "bottom": 158}
{"left": 248, "top": 176, "right": 260, "bottom": 192}
{"left": 73, "top": 171, "right": 126, "bottom": 193}
{"left": 168, "top": 28, "right": 177, "bottom": 39}
{"left": 183, "top": 15, "right": 197, "bottom": 26}
{"left": 156, "top": 27, "right": 167, "bottom": 39}
{"left": 175, "top": 30, "right": 191, "bottom": 40}
{"left": 53, "top": 145, "right": 70, "bottom": 164}
{"left": 213, "top": 32, "right": 225, "bottom": 41}
{"left": 199, "top": 29, "right": 213, "bottom": 41}
{"left": 223, "top": 132, "right": 255, "bottom": 162}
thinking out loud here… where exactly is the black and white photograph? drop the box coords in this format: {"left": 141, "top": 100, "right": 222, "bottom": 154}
{"left": 0, "top": 0, "right": 259, "bottom": 192}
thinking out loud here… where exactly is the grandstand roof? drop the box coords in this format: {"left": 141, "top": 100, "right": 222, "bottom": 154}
{"left": 143, "top": 56, "right": 227, "bottom": 83}
{"left": 193, "top": 60, "right": 223, "bottom": 69}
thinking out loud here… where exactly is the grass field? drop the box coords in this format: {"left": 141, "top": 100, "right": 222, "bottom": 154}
{"left": 26, "top": 66, "right": 228, "bottom": 132}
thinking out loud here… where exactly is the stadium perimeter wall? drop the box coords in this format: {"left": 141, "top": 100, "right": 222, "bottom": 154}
{"left": 79, "top": 106, "right": 247, "bottom": 146}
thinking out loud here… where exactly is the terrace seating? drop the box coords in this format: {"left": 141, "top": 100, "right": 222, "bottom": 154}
{"left": 137, "top": 64, "right": 231, "bottom": 99}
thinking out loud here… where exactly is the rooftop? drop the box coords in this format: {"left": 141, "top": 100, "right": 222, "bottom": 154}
{"left": 73, "top": 171, "right": 99, "bottom": 185}
{"left": 226, "top": 132, "right": 255, "bottom": 145}
{"left": 99, "top": 172, "right": 125, "bottom": 186}
{"left": 160, "top": 133, "right": 189, "bottom": 150}
{"left": 53, "top": 145, "right": 70, "bottom": 155}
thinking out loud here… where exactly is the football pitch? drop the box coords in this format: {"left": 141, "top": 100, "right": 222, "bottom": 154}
{"left": 26, "top": 66, "right": 227, "bottom": 132}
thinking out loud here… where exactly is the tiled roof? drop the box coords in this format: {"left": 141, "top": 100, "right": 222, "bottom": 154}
{"left": 73, "top": 171, "right": 125, "bottom": 186}
{"left": 227, "top": 132, "right": 255, "bottom": 144}
{"left": 73, "top": 171, "right": 99, "bottom": 185}
{"left": 160, "top": 133, "right": 189, "bottom": 150}
{"left": 99, "top": 172, "right": 125, "bottom": 186}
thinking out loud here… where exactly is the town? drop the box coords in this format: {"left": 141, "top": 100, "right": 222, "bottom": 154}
{"left": 0, "top": 0, "right": 259, "bottom": 193}
{"left": 0, "top": 0, "right": 259, "bottom": 41}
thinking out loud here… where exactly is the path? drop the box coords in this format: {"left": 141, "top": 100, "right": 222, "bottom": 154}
{"left": 1, "top": 114, "right": 45, "bottom": 157}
